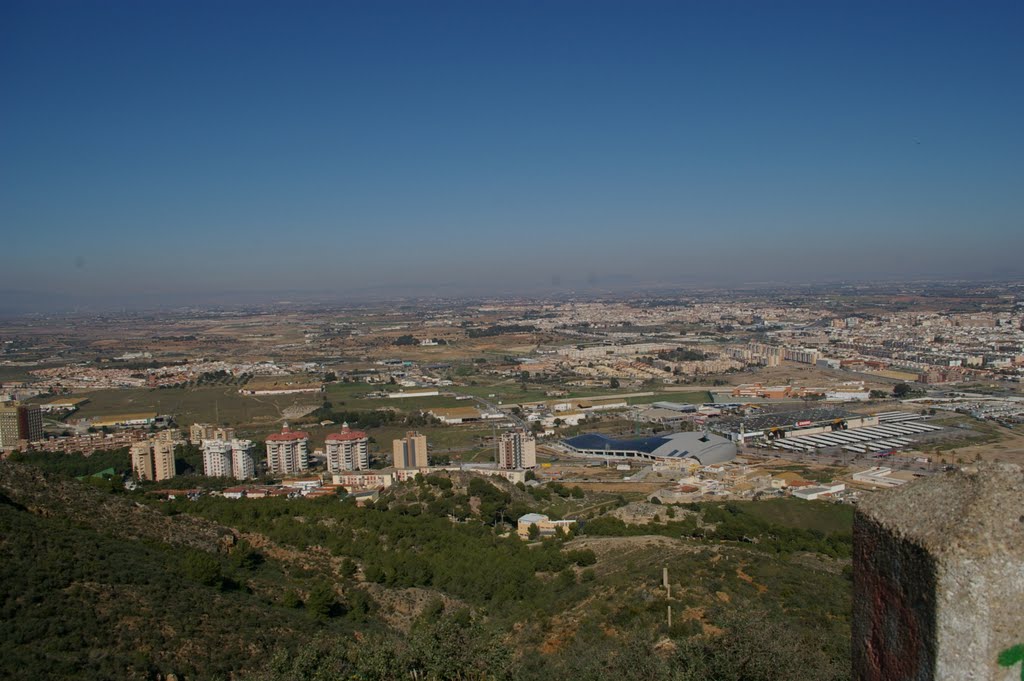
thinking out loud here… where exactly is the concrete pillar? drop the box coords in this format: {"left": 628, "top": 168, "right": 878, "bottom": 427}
{"left": 853, "top": 464, "right": 1024, "bottom": 680}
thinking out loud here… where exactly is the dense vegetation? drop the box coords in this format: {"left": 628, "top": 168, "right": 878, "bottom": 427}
{"left": 0, "top": 460, "right": 854, "bottom": 680}
{"left": 0, "top": 471, "right": 360, "bottom": 680}
{"left": 658, "top": 347, "right": 708, "bottom": 362}
{"left": 8, "top": 447, "right": 130, "bottom": 477}
{"left": 309, "top": 404, "right": 437, "bottom": 430}
{"left": 583, "top": 501, "right": 854, "bottom": 558}
{"left": 466, "top": 324, "right": 538, "bottom": 338}
{"left": 165, "top": 485, "right": 583, "bottom": 618}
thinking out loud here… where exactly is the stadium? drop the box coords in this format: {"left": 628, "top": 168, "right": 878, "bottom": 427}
{"left": 562, "top": 431, "right": 737, "bottom": 465}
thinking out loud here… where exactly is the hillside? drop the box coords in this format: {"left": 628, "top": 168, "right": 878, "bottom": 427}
{"left": 0, "top": 462, "right": 854, "bottom": 680}
{"left": 0, "top": 463, "right": 375, "bottom": 680}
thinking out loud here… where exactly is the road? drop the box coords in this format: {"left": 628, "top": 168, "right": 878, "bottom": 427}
{"left": 469, "top": 395, "right": 528, "bottom": 429}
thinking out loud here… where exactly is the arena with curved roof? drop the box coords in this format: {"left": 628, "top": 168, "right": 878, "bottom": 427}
{"left": 562, "top": 431, "right": 737, "bottom": 465}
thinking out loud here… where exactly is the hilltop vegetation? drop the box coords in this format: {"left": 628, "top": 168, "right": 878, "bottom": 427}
{"left": 0, "top": 461, "right": 853, "bottom": 680}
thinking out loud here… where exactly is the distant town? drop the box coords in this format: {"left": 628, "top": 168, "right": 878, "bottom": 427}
{"left": 2, "top": 281, "right": 1022, "bottom": 514}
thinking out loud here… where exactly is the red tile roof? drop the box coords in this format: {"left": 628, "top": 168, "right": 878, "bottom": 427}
{"left": 326, "top": 430, "right": 367, "bottom": 442}
{"left": 267, "top": 431, "right": 309, "bottom": 441}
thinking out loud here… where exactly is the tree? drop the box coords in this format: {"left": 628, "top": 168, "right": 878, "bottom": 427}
{"left": 610, "top": 378, "right": 620, "bottom": 389}
{"left": 229, "top": 540, "right": 263, "bottom": 571}
{"left": 340, "top": 557, "right": 359, "bottom": 578}
{"left": 527, "top": 523, "right": 540, "bottom": 540}
{"left": 305, "top": 582, "right": 337, "bottom": 622}
{"left": 893, "top": 383, "right": 912, "bottom": 398}
{"left": 182, "top": 551, "right": 223, "bottom": 589}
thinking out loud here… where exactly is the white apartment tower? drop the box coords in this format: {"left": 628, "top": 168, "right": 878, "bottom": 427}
{"left": 325, "top": 423, "right": 369, "bottom": 472}
{"left": 265, "top": 426, "right": 309, "bottom": 475}
{"left": 497, "top": 429, "right": 537, "bottom": 470}
{"left": 230, "top": 439, "right": 256, "bottom": 480}
{"left": 202, "top": 439, "right": 233, "bottom": 477}
{"left": 205, "top": 438, "right": 256, "bottom": 479}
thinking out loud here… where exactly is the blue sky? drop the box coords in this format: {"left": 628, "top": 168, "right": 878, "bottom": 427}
{"left": 2, "top": 0, "right": 1023, "bottom": 306}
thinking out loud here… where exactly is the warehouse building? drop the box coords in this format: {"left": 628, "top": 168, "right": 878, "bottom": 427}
{"left": 562, "top": 430, "right": 736, "bottom": 465}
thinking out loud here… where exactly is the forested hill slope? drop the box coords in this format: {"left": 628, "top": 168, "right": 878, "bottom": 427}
{"left": 0, "top": 461, "right": 854, "bottom": 681}
{"left": 0, "top": 462, "right": 360, "bottom": 681}
{"left": 0, "top": 463, "right": 233, "bottom": 552}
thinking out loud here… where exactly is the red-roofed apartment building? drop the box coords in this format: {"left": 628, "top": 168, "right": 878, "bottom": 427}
{"left": 325, "top": 423, "right": 369, "bottom": 472}
{"left": 265, "top": 425, "right": 310, "bottom": 474}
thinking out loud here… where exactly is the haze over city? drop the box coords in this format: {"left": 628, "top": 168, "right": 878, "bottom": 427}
{"left": 5, "top": 4, "right": 1024, "bottom": 678}
{"left": 2, "top": 0, "right": 1023, "bottom": 312}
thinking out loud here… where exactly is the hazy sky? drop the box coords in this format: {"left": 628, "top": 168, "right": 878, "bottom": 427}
{"left": 2, "top": 0, "right": 1023, "bottom": 307}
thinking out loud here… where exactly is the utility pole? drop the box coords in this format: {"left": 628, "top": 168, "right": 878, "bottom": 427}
{"left": 663, "top": 566, "right": 672, "bottom": 628}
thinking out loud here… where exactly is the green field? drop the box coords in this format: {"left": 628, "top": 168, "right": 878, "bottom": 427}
{"left": 366, "top": 423, "right": 495, "bottom": 454}
{"left": 61, "top": 387, "right": 312, "bottom": 429}
{"left": 732, "top": 497, "right": 854, "bottom": 535}
{"left": 324, "top": 383, "right": 467, "bottom": 411}
{"left": 0, "top": 365, "right": 41, "bottom": 382}
{"left": 626, "top": 391, "right": 711, "bottom": 405}
{"left": 327, "top": 381, "right": 711, "bottom": 413}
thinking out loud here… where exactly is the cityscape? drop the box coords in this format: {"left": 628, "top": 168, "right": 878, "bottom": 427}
{"left": 2, "top": 1, "right": 1023, "bottom": 680}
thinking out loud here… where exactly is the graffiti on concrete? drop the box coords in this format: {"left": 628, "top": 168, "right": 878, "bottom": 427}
{"left": 998, "top": 644, "right": 1024, "bottom": 680}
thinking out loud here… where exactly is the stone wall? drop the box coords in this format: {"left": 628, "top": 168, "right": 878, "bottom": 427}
{"left": 853, "top": 464, "right": 1024, "bottom": 680}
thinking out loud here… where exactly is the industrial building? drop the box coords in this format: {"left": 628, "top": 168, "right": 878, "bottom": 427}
{"left": 562, "top": 430, "right": 736, "bottom": 465}
{"left": 766, "top": 412, "right": 941, "bottom": 455}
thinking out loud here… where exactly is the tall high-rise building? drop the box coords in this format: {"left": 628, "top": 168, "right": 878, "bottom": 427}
{"left": 131, "top": 442, "right": 155, "bottom": 480}
{"left": 393, "top": 431, "right": 428, "bottom": 469}
{"left": 497, "top": 430, "right": 537, "bottom": 470}
{"left": 265, "top": 425, "right": 309, "bottom": 475}
{"left": 202, "top": 439, "right": 233, "bottom": 477}
{"left": 153, "top": 441, "right": 176, "bottom": 480}
{"left": 326, "top": 423, "right": 369, "bottom": 472}
{"left": 203, "top": 438, "right": 256, "bottom": 479}
{"left": 131, "top": 440, "right": 176, "bottom": 481}
{"left": 231, "top": 439, "right": 256, "bottom": 480}
{"left": 0, "top": 402, "right": 43, "bottom": 450}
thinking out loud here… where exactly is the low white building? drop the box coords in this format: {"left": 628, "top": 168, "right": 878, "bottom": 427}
{"left": 332, "top": 471, "right": 394, "bottom": 490}
{"left": 791, "top": 483, "right": 846, "bottom": 500}
{"left": 852, "top": 467, "right": 913, "bottom": 488}
{"left": 388, "top": 389, "right": 440, "bottom": 399}
{"left": 516, "top": 513, "right": 577, "bottom": 539}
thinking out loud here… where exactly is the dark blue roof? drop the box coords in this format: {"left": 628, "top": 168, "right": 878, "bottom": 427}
{"left": 563, "top": 433, "right": 670, "bottom": 454}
